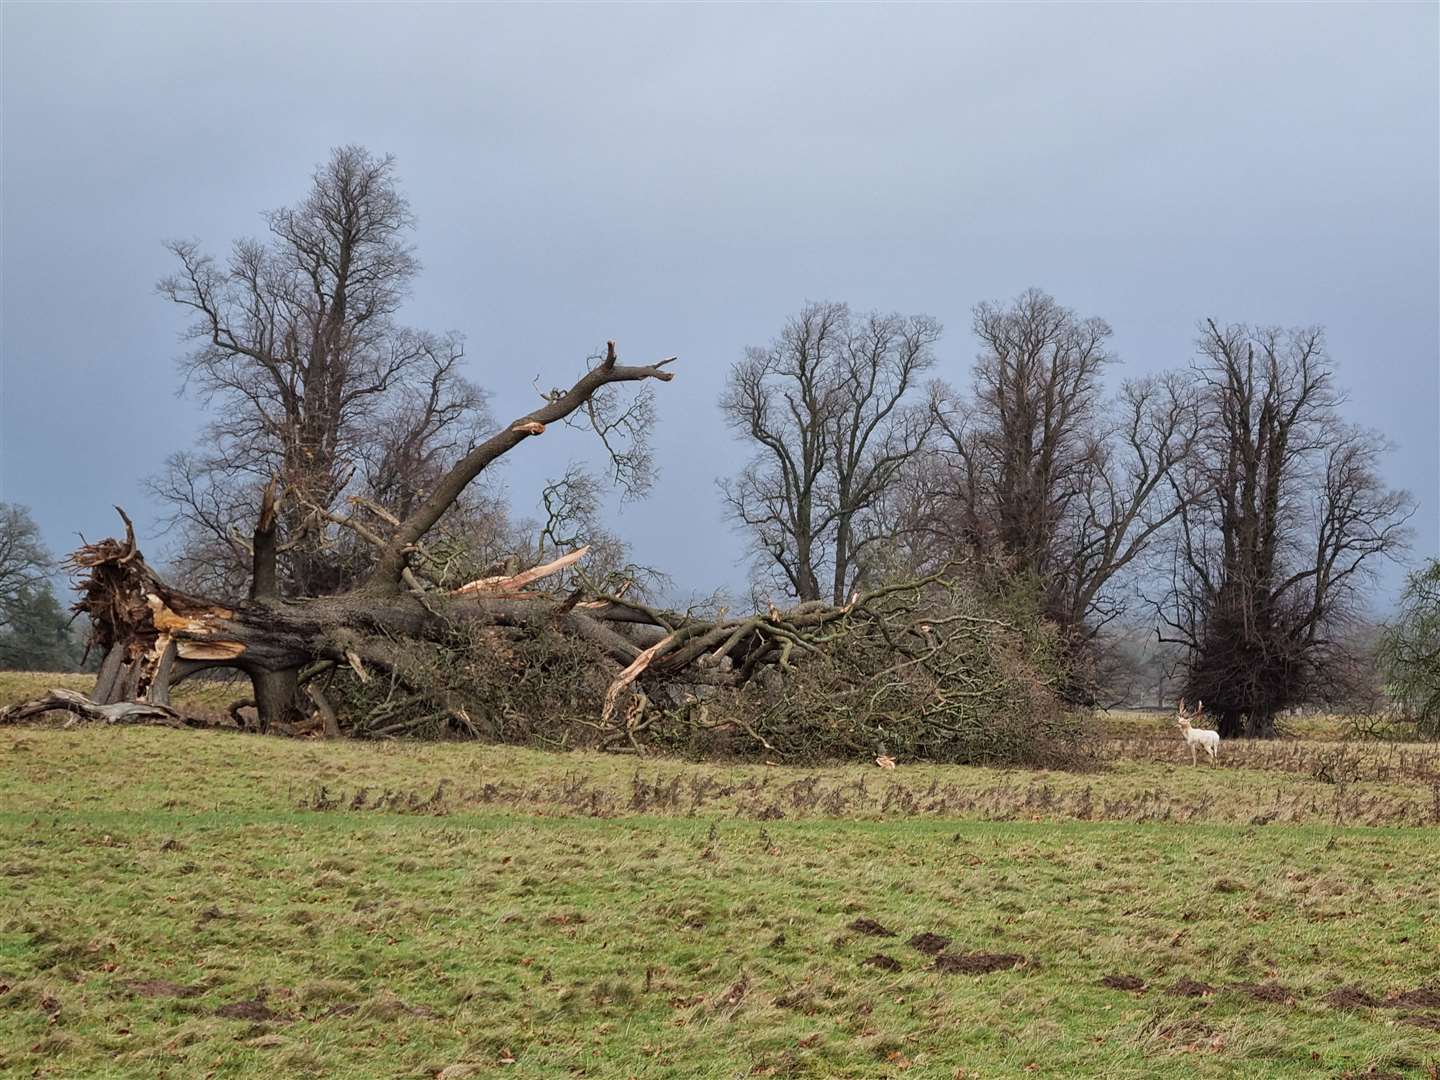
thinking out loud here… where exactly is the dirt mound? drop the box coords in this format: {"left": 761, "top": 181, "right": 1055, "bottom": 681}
{"left": 1324, "top": 985, "right": 1380, "bottom": 1009}
{"left": 907, "top": 933, "right": 950, "bottom": 955}
{"left": 1398, "top": 1013, "right": 1440, "bottom": 1031}
{"left": 862, "top": 953, "right": 902, "bottom": 972}
{"left": 932, "top": 952, "right": 1024, "bottom": 975}
{"left": 1384, "top": 986, "right": 1440, "bottom": 1008}
{"left": 848, "top": 918, "right": 895, "bottom": 938}
{"left": 215, "top": 997, "right": 280, "bottom": 1021}
{"left": 1165, "top": 978, "right": 1215, "bottom": 998}
{"left": 1100, "top": 974, "right": 1145, "bottom": 992}
{"left": 1234, "top": 982, "right": 1296, "bottom": 1004}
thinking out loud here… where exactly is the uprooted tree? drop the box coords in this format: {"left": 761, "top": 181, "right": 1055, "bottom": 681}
{"left": 61, "top": 344, "right": 679, "bottom": 731}
{"left": 4, "top": 335, "right": 1066, "bottom": 762}
{"left": 1, "top": 147, "right": 1073, "bottom": 763}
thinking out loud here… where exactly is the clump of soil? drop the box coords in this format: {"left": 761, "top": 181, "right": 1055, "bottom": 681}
{"left": 907, "top": 933, "right": 950, "bottom": 955}
{"left": 1398, "top": 1013, "right": 1440, "bottom": 1031}
{"left": 847, "top": 918, "right": 895, "bottom": 938}
{"left": 216, "top": 997, "right": 280, "bottom": 1021}
{"left": 1385, "top": 986, "right": 1440, "bottom": 1008}
{"left": 932, "top": 952, "right": 1024, "bottom": 975}
{"left": 862, "top": 953, "right": 902, "bottom": 972}
{"left": 1234, "top": 982, "right": 1296, "bottom": 1004}
{"left": 1323, "top": 985, "right": 1381, "bottom": 1009}
{"left": 1165, "top": 978, "right": 1215, "bottom": 998}
{"left": 126, "top": 979, "right": 204, "bottom": 999}
{"left": 1100, "top": 974, "right": 1146, "bottom": 992}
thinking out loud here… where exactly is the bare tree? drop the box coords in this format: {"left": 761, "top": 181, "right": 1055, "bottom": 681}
{"left": 914, "top": 290, "right": 1199, "bottom": 645}
{"left": 1153, "top": 321, "right": 1413, "bottom": 736}
{"left": 0, "top": 504, "right": 51, "bottom": 618}
{"left": 154, "top": 146, "right": 487, "bottom": 594}
{"left": 721, "top": 302, "right": 939, "bottom": 605}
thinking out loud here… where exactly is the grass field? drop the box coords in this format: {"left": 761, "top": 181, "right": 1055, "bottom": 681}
{"left": 1, "top": 680, "right": 1437, "bottom": 1078}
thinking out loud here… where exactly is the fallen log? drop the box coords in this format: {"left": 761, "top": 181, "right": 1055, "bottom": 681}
{"left": 0, "top": 688, "right": 191, "bottom": 729}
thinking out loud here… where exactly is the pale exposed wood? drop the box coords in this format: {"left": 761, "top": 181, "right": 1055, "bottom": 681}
{"left": 0, "top": 688, "right": 185, "bottom": 728}
{"left": 600, "top": 632, "right": 678, "bottom": 729}
{"left": 175, "top": 640, "right": 246, "bottom": 660}
{"left": 345, "top": 649, "right": 371, "bottom": 684}
{"left": 452, "top": 545, "right": 590, "bottom": 596}
{"left": 146, "top": 594, "right": 234, "bottom": 631}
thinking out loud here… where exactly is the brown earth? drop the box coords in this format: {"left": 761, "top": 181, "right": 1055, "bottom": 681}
{"left": 1100, "top": 974, "right": 1146, "bottom": 992}
{"left": 907, "top": 932, "right": 950, "bottom": 955}
{"left": 932, "top": 952, "right": 1024, "bottom": 975}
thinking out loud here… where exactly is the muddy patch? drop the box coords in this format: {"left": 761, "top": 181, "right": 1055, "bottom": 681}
{"left": 907, "top": 932, "right": 950, "bottom": 955}
{"left": 1165, "top": 977, "right": 1215, "bottom": 998}
{"left": 847, "top": 918, "right": 895, "bottom": 938}
{"left": 1233, "top": 982, "right": 1296, "bottom": 1004}
{"left": 1397, "top": 1013, "right": 1440, "bottom": 1031}
{"left": 932, "top": 952, "right": 1024, "bottom": 975}
{"left": 1384, "top": 986, "right": 1440, "bottom": 1008}
{"left": 1323, "top": 985, "right": 1381, "bottom": 1009}
{"left": 861, "top": 953, "right": 902, "bottom": 972}
{"left": 1100, "top": 974, "right": 1146, "bottom": 992}
{"left": 216, "top": 997, "right": 281, "bottom": 1022}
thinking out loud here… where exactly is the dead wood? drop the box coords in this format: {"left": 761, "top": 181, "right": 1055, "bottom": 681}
{"left": 0, "top": 688, "right": 195, "bottom": 729}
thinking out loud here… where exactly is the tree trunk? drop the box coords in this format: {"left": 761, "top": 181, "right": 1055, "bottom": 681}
{"left": 251, "top": 668, "right": 302, "bottom": 733}
{"left": 1245, "top": 711, "right": 1277, "bottom": 739}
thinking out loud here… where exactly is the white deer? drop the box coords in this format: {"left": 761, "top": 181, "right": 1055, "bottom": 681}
{"left": 1175, "top": 698, "right": 1220, "bottom": 766}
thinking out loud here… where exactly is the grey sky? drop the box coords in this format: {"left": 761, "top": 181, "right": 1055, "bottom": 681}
{"left": 2, "top": 2, "right": 1436, "bottom": 609}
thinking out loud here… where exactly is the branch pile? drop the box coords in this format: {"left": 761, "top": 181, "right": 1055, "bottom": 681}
{"left": 11, "top": 526, "right": 1067, "bottom": 763}
{"left": 3, "top": 341, "right": 1072, "bottom": 764}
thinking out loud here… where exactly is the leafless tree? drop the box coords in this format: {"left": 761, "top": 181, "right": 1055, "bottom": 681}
{"left": 721, "top": 302, "right": 940, "bottom": 605}
{"left": 0, "top": 504, "right": 50, "bottom": 617}
{"left": 1152, "top": 321, "right": 1413, "bottom": 736}
{"left": 153, "top": 146, "right": 487, "bottom": 594}
{"left": 913, "top": 290, "right": 1200, "bottom": 647}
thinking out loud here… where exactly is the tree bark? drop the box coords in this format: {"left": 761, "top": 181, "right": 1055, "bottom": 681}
{"left": 251, "top": 669, "right": 301, "bottom": 733}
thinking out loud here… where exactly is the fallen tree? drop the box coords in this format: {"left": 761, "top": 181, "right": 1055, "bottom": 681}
{"left": 38, "top": 344, "right": 674, "bottom": 731}
{"left": 5, "top": 343, "right": 1072, "bottom": 763}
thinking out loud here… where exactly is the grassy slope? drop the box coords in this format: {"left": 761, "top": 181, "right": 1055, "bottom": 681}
{"left": 1, "top": 728, "right": 1437, "bottom": 1079}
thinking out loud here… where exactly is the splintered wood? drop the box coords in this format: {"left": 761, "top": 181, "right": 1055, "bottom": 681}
{"left": 452, "top": 546, "right": 590, "bottom": 597}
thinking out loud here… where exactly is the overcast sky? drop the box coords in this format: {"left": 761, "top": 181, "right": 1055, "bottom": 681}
{"left": 2, "top": 2, "right": 1436, "bottom": 610}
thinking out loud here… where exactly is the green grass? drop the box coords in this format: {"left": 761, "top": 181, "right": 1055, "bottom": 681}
{"left": 1, "top": 728, "right": 1437, "bottom": 1078}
